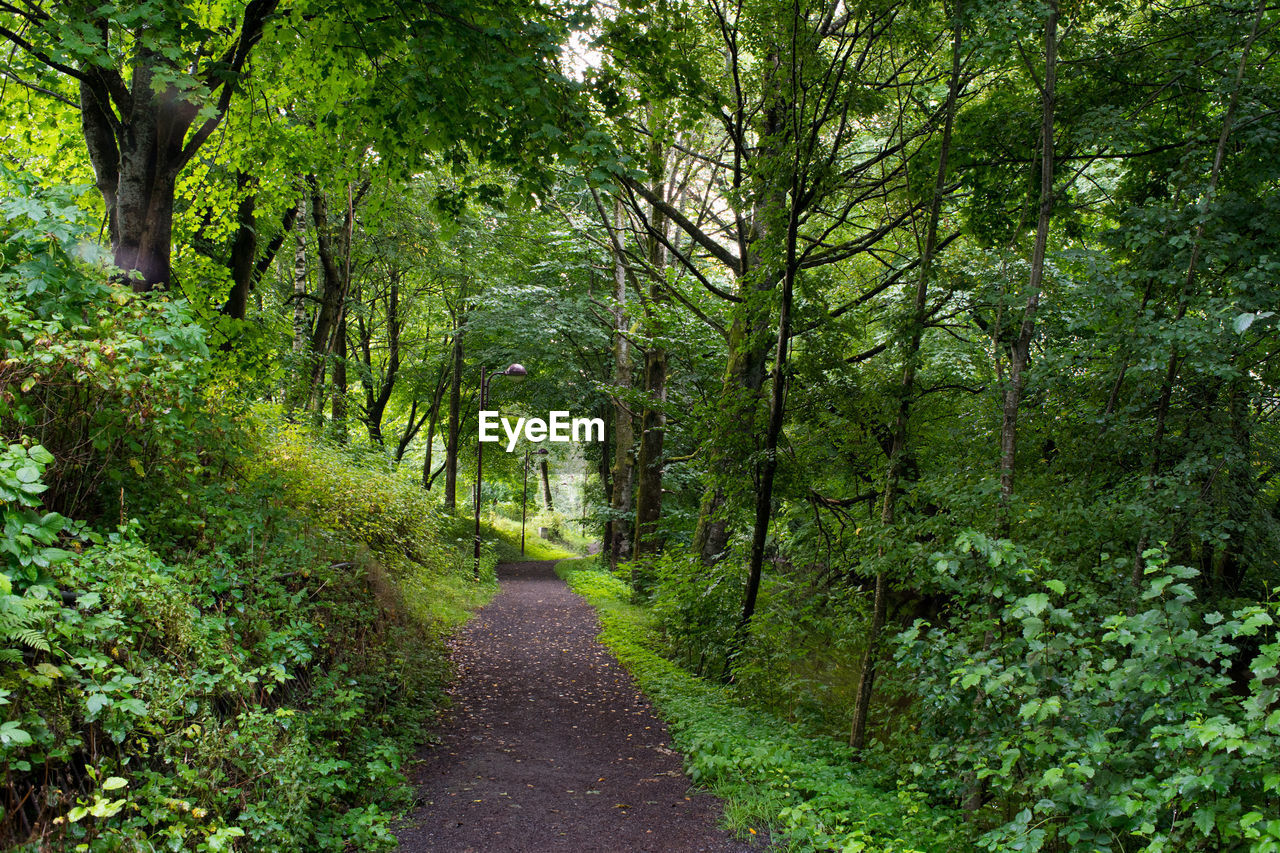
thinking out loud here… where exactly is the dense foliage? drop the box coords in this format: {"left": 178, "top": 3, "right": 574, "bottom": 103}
{"left": 3, "top": 0, "right": 1280, "bottom": 847}
{"left": 0, "top": 178, "right": 503, "bottom": 848}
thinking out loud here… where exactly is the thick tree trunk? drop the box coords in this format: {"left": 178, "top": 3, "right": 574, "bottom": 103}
{"left": 67, "top": 0, "right": 281, "bottom": 292}
{"left": 110, "top": 63, "right": 182, "bottom": 293}
{"left": 114, "top": 152, "right": 179, "bottom": 292}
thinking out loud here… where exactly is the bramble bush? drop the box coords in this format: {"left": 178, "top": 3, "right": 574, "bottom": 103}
{"left": 0, "top": 167, "right": 209, "bottom": 523}
{"left": 0, "top": 452, "right": 465, "bottom": 849}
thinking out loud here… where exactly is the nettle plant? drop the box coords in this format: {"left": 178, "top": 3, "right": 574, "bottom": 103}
{"left": 896, "top": 533, "right": 1280, "bottom": 852}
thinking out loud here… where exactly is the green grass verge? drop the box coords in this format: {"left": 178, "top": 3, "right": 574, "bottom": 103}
{"left": 486, "top": 515, "right": 579, "bottom": 562}
{"left": 555, "top": 557, "right": 960, "bottom": 853}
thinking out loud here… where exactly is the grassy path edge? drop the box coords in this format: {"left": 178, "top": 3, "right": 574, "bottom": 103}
{"left": 554, "top": 557, "right": 961, "bottom": 853}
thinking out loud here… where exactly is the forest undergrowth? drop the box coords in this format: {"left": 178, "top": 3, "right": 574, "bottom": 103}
{"left": 556, "top": 556, "right": 961, "bottom": 853}
{"left": 0, "top": 178, "right": 519, "bottom": 850}
{"left": 560, "top": 550, "right": 1280, "bottom": 852}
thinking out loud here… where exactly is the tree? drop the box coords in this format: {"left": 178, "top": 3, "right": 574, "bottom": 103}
{"left": 0, "top": 0, "right": 280, "bottom": 290}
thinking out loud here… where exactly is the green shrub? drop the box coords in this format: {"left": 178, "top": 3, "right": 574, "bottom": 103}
{"left": 648, "top": 550, "right": 743, "bottom": 678}
{"left": 896, "top": 532, "right": 1280, "bottom": 851}
{"left": 0, "top": 167, "right": 209, "bottom": 523}
{"left": 0, "top": 436, "right": 473, "bottom": 848}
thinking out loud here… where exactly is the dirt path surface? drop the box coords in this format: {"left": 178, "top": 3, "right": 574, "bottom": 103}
{"left": 395, "top": 560, "right": 751, "bottom": 853}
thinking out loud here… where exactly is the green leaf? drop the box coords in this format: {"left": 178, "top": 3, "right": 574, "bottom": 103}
{"left": 86, "top": 692, "right": 109, "bottom": 715}
{"left": 0, "top": 720, "right": 32, "bottom": 746}
{"left": 1022, "top": 593, "right": 1050, "bottom": 615}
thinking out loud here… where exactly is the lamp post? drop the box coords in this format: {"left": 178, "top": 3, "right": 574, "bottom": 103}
{"left": 475, "top": 363, "right": 526, "bottom": 578}
{"left": 522, "top": 447, "right": 549, "bottom": 556}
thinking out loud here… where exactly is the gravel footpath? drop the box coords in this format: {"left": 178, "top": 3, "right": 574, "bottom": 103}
{"left": 394, "top": 560, "right": 752, "bottom": 853}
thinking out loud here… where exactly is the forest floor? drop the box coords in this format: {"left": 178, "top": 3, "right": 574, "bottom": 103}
{"left": 394, "top": 560, "right": 752, "bottom": 852}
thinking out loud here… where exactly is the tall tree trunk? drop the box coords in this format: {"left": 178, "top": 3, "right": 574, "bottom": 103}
{"left": 633, "top": 133, "right": 671, "bottom": 562}
{"left": 223, "top": 175, "right": 257, "bottom": 323}
{"left": 332, "top": 313, "right": 348, "bottom": 444}
{"left": 632, "top": 344, "right": 668, "bottom": 557}
{"left": 412, "top": 354, "right": 450, "bottom": 471}
{"left": 998, "top": 0, "right": 1058, "bottom": 533}
{"left": 689, "top": 300, "right": 774, "bottom": 563}
{"left": 291, "top": 198, "right": 310, "bottom": 355}
{"left": 301, "top": 178, "right": 346, "bottom": 410}
{"left": 99, "top": 62, "right": 182, "bottom": 292}
{"left": 444, "top": 310, "right": 466, "bottom": 510}
{"left": 610, "top": 199, "right": 636, "bottom": 568}
{"left": 224, "top": 192, "right": 297, "bottom": 323}
{"left": 67, "top": 0, "right": 281, "bottom": 292}
{"left": 364, "top": 274, "right": 402, "bottom": 445}
{"left": 850, "top": 14, "right": 964, "bottom": 753}
{"left": 597, "top": 400, "right": 615, "bottom": 551}
{"left": 729, "top": 229, "right": 797, "bottom": 680}
{"left": 540, "top": 458, "right": 554, "bottom": 510}
{"left": 724, "top": 36, "right": 797, "bottom": 681}
{"left": 301, "top": 179, "right": 364, "bottom": 413}
{"left": 690, "top": 45, "right": 785, "bottom": 566}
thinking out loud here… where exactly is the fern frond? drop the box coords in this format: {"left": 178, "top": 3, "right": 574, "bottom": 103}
{"left": 15, "top": 629, "right": 48, "bottom": 652}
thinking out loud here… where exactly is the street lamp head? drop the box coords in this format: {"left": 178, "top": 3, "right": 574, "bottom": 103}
{"left": 535, "top": 448, "right": 549, "bottom": 455}
{"left": 503, "top": 363, "right": 527, "bottom": 379}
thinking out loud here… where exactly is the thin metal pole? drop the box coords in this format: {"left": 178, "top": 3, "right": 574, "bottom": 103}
{"left": 473, "top": 368, "right": 488, "bottom": 579}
